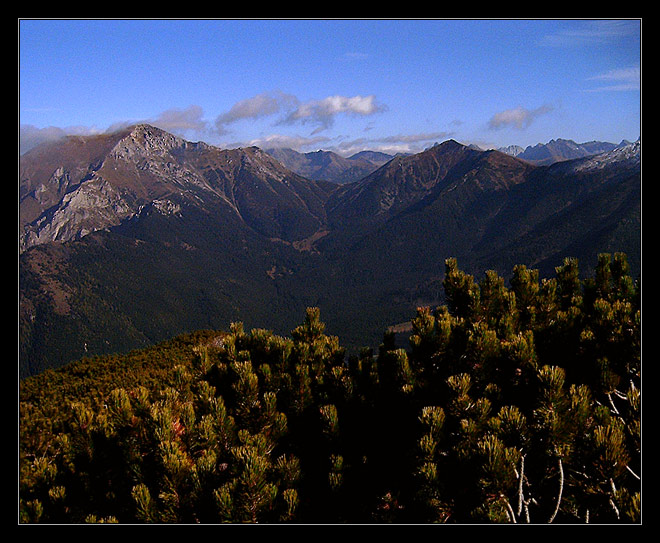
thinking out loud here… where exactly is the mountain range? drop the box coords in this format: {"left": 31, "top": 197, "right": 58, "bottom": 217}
{"left": 499, "top": 138, "right": 634, "bottom": 165}
{"left": 260, "top": 138, "right": 632, "bottom": 184}
{"left": 263, "top": 147, "right": 391, "bottom": 185}
{"left": 19, "top": 124, "right": 641, "bottom": 377}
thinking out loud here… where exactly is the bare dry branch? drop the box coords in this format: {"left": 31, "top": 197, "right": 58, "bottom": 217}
{"left": 548, "top": 457, "right": 564, "bottom": 523}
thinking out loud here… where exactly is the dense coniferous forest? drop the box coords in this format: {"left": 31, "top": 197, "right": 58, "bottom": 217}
{"left": 19, "top": 254, "right": 640, "bottom": 523}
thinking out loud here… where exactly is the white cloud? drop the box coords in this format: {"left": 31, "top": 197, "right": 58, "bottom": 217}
{"left": 19, "top": 92, "right": 389, "bottom": 154}
{"left": 212, "top": 92, "right": 387, "bottom": 137}
{"left": 151, "top": 105, "right": 209, "bottom": 133}
{"left": 20, "top": 124, "right": 66, "bottom": 153}
{"left": 488, "top": 105, "right": 553, "bottom": 131}
{"left": 242, "top": 133, "right": 331, "bottom": 151}
{"left": 332, "top": 131, "right": 454, "bottom": 156}
{"left": 231, "top": 128, "right": 450, "bottom": 156}
{"left": 215, "top": 91, "right": 298, "bottom": 133}
{"left": 538, "top": 20, "right": 640, "bottom": 47}
{"left": 585, "top": 66, "right": 640, "bottom": 92}
{"left": 19, "top": 124, "right": 107, "bottom": 154}
{"left": 284, "top": 95, "right": 387, "bottom": 133}
{"left": 379, "top": 132, "right": 452, "bottom": 144}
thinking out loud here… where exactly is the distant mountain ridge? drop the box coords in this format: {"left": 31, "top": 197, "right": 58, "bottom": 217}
{"left": 347, "top": 150, "right": 395, "bottom": 166}
{"left": 498, "top": 138, "right": 633, "bottom": 165}
{"left": 19, "top": 125, "right": 641, "bottom": 376}
{"left": 264, "top": 147, "right": 391, "bottom": 184}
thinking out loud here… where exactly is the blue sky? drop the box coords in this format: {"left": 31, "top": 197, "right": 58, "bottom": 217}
{"left": 19, "top": 19, "right": 641, "bottom": 155}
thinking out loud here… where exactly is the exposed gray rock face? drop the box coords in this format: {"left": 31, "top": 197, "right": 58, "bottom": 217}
{"left": 109, "top": 123, "right": 192, "bottom": 161}
{"left": 497, "top": 144, "right": 525, "bottom": 157}
{"left": 20, "top": 177, "right": 132, "bottom": 249}
{"left": 20, "top": 125, "right": 166, "bottom": 251}
{"left": 548, "top": 139, "right": 640, "bottom": 175}
{"left": 19, "top": 124, "right": 332, "bottom": 252}
{"left": 571, "top": 139, "right": 640, "bottom": 171}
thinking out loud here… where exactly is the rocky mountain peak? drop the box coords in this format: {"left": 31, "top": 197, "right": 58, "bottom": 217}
{"left": 19, "top": 125, "right": 335, "bottom": 252}
{"left": 109, "top": 123, "right": 202, "bottom": 162}
{"left": 562, "top": 138, "right": 640, "bottom": 173}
